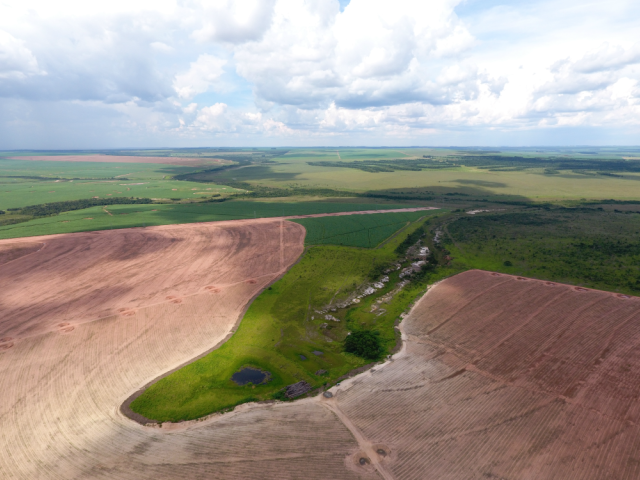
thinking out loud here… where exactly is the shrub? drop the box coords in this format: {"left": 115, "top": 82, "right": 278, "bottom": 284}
{"left": 503, "top": 260, "right": 513, "bottom": 266}
{"left": 344, "top": 331, "right": 383, "bottom": 360}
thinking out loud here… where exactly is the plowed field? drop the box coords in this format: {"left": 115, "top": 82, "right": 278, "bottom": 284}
{"left": 328, "top": 270, "right": 640, "bottom": 479}
{"left": 3, "top": 230, "right": 639, "bottom": 479}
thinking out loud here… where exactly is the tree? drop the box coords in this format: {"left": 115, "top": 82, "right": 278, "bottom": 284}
{"left": 344, "top": 331, "right": 383, "bottom": 360}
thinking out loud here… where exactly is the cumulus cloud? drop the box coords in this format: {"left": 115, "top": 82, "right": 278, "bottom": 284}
{"left": 193, "top": 0, "right": 277, "bottom": 44}
{"left": 0, "top": 0, "right": 639, "bottom": 146}
{"left": 173, "top": 54, "right": 227, "bottom": 99}
{"left": 572, "top": 43, "right": 640, "bottom": 74}
{"left": 232, "top": 0, "right": 480, "bottom": 109}
{"left": 0, "top": 31, "right": 44, "bottom": 79}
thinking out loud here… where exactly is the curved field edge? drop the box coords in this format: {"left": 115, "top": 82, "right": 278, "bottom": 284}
{"left": 126, "top": 211, "right": 451, "bottom": 423}
{"left": 0, "top": 201, "right": 423, "bottom": 240}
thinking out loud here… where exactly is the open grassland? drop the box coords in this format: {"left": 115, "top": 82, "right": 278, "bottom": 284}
{"left": 440, "top": 207, "right": 640, "bottom": 295}
{"left": 294, "top": 210, "right": 429, "bottom": 248}
{"left": 131, "top": 211, "right": 450, "bottom": 422}
{"left": 0, "top": 201, "right": 419, "bottom": 239}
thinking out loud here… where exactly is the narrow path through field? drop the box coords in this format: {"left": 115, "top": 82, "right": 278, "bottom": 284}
{"left": 321, "top": 398, "right": 396, "bottom": 480}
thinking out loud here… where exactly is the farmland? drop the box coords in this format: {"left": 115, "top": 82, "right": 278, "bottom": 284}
{"left": 0, "top": 200, "right": 424, "bottom": 240}
{"left": 181, "top": 146, "right": 640, "bottom": 202}
{"left": 3, "top": 147, "right": 640, "bottom": 478}
{"left": 0, "top": 157, "right": 237, "bottom": 210}
{"left": 130, "top": 209, "right": 446, "bottom": 422}
{"left": 293, "top": 209, "right": 428, "bottom": 247}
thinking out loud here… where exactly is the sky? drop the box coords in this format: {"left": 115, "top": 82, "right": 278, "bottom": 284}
{"left": 0, "top": 0, "right": 639, "bottom": 148}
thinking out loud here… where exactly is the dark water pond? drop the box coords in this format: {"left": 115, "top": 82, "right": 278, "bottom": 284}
{"left": 231, "top": 367, "right": 270, "bottom": 386}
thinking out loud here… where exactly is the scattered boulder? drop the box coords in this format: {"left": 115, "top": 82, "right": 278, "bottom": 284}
{"left": 316, "top": 369, "right": 328, "bottom": 375}
{"left": 285, "top": 381, "right": 312, "bottom": 399}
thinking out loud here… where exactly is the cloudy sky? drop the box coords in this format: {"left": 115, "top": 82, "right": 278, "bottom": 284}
{"left": 0, "top": 0, "right": 639, "bottom": 148}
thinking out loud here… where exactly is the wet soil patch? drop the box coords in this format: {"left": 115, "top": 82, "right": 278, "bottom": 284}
{"left": 231, "top": 367, "right": 271, "bottom": 386}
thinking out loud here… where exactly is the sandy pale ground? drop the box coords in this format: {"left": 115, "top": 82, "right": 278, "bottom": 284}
{"left": 6, "top": 155, "right": 223, "bottom": 166}
{"left": 4, "top": 225, "right": 640, "bottom": 478}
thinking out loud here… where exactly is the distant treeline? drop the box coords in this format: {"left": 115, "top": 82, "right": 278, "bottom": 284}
{"left": 8, "top": 197, "right": 153, "bottom": 217}
{"left": 306, "top": 155, "right": 640, "bottom": 174}
{"left": 308, "top": 159, "right": 453, "bottom": 173}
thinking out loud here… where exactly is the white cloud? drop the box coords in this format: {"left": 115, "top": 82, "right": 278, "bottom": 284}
{"left": 173, "top": 54, "right": 227, "bottom": 99}
{"left": 0, "top": 31, "right": 44, "bottom": 79}
{"left": 192, "top": 0, "right": 277, "bottom": 44}
{"left": 0, "top": 0, "right": 639, "bottom": 146}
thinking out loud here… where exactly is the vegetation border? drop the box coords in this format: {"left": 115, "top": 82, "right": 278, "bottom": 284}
{"left": 119, "top": 226, "right": 310, "bottom": 426}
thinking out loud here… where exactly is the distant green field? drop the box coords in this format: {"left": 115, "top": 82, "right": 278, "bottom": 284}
{"left": 0, "top": 158, "right": 238, "bottom": 210}
{"left": 0, "top": 178, "right": 237, "bottom": 210}
{"left": 130, "top": 213, "right": 455, "bottom": 422}
{"left": 0, "top": 201, "right": 422, "bottom": 239}
{"left": 0, "top": 157, "right": 202, "bottom": 179}
{"left": 200, "top": 147, "right": 640, "bottom": 202}
{"left": 294, "top": 210, "right": 435, "bottom": 247}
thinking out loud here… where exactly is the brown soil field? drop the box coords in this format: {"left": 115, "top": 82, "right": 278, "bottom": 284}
{"left": 328, "top": 270, "right": 640, "bottom": 479}
{"left": 6, "top": 154, "right": 223, "bottom": 166}
{"left": 0, "top": 241, "right": 43, "bottom": 266}
{"left": 4, "top": 226, "right": 639, "bottom": 479}
{"left": 0, "top": 219, "right": 304, "bottom": 340}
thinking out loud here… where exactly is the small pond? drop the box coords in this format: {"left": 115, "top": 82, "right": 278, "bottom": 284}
{"left": 231, "top": 367, "right": 270, "bottom": 386}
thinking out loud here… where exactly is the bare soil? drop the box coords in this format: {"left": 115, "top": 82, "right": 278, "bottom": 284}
{"left": 0, "top": 219, "right": 304, "bottom": 340}
{"left": 329, "top": 270, "right": 640, "bottom": 479}
{"left": 5, "top": 222, "right": 635, "bottom": 478}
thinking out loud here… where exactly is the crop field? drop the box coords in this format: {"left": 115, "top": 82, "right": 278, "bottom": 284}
{"left": 0, "top": 177, "right": 236, "bottom": 210}
{"left": 294, "top": 209, "right": 432, "bottom": 247}
{"left": 1, "top": 218, "right": 356, "bottom": 479}
{"left": 130, "top": 211, "right": 448, "bottom": 422}
{"left": 4, "top": 146, "right": 640, "bottom": 479}
{"left": 0, "top": 201, "right": 421, "bottom": 239}
{"left": 4, "top": 250, "right": 638, "bottom": 478}
{"left": 0, "top": 208, "right": 454, "bottom": 479}
{"left": 0, "top": 157, "right": 238, "bottom": 211}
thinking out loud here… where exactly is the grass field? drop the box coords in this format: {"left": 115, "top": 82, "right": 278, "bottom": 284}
{"left": 294, "top": 210, "right": 430, "bottom": 248}
{"left": 0, "top": 158, "right": 239, "bottom": 210}
{"left": 130, "top": 211, "right": 455, "bottom": 422}
{"left": 0, "top": 201, "right": 421, "bottom": 239}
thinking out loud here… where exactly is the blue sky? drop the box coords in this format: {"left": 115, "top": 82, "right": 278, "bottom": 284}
{"left": 0, "top": 0, "right": 638, "bottom": 148}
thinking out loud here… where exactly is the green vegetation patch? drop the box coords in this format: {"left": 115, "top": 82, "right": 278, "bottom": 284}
{"left": 0, "top": 201, "right": 420, "bottom": 240}
{"left": 293, "top": 210, "right": 430, "bottom": 247}
{"left": 442, "top": 207, "right": 640, "bottom": 294}
{"left": 130, "top": 212, "right": 456, "bottom": 422}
